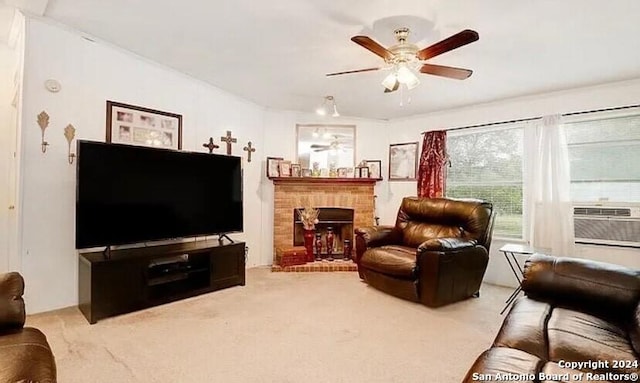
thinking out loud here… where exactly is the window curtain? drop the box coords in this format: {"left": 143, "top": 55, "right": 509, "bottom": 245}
{"left": 417, "top": 130, "right": 447, "bottom": 198}
{"left": 524, "top": 115, "right": 575, "bottom": 255}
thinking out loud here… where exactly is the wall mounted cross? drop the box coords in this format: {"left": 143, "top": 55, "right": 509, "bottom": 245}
{"left": 202, "top": 137, "right": 219, "bottom": 153}
{"left": 220, "top": 130, "right": 237, "bottom": 155}
{"left": 243, "top": 141, "right": 256, "bottom": 162}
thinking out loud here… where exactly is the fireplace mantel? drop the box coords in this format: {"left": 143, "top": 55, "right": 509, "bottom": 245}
{"left": 270, "top": 177, "right": 380, "bottom": 185}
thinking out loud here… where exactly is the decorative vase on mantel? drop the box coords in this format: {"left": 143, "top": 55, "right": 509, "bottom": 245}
{"left": 326, "top": 227, "right": 334, "bottom": 261}
{"left": 303, "top": 229, "right": 315, "bottom": 262}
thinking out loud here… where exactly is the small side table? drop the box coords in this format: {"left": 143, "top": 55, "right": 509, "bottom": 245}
{"left": 498, "top": 244, "right": 536, "bottom": 315}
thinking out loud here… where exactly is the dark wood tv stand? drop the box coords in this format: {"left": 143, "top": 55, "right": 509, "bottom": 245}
{"left": 78, "top": 240, "right": 245, "bottom": 324}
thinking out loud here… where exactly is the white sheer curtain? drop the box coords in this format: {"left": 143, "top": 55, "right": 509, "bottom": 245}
{"left": 524, "top": 115, "right": 575, "bottom": 255}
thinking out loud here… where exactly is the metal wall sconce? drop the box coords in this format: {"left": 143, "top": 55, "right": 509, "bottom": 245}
{"left": 64, "top": 124, "right": 76, "bottom": 164}
{"left": 37, "top": 111, "right": 50, "bottom": 153}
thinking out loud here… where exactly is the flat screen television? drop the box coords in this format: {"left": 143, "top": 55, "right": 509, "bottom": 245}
{"left": 75, "top": 141, "right": 243, "bottom": 249}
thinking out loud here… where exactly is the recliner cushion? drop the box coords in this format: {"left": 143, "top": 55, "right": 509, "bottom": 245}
{"left": 548, "top": 308, "right": 639, "bottom": 375}
{"left": 359, "top": 245, "right": 416, "bottom": 279}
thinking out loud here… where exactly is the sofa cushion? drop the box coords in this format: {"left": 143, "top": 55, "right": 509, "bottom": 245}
{"left": 462, "top": 347, "right": 542, "bottom": 383}
{"left": 548, "top": 308, "right": 639, "bottom": 375}
{"left": 360, "top": 246, "right": 416, "bottom": 279}
{"left": 493, "top": 297, "right": 551, "bottom": 360}
{"left": 0, "top": 327, "right": 56, "bottom": 383}
{"left": 631, "top": 302, "right": 640, "bottom": 355}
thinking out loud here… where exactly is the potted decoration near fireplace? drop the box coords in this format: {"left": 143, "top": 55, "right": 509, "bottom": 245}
{"left": 297, "top": 206, "right": 320, "bottom": 261}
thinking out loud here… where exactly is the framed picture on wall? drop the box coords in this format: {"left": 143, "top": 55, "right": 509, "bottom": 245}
{"left": 106, "top": 101, "right": 182, "bottom": 150}
{"left": 389, "top": 142, "right": 419, "bottom": 180}
{"left": 266, "top": 157, "right": 283, "bottom": 178}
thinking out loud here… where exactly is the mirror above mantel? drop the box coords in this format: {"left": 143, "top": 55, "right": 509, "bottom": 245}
{"left": 296, "top": 124, "right": 355, "bottom": 171}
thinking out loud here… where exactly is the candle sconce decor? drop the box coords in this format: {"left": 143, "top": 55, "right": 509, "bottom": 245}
{"left": 64, "top": 124, "right": 76, "bottom": 164}
{"left": 37, "top": 111, "right": 50, "bottom": 153}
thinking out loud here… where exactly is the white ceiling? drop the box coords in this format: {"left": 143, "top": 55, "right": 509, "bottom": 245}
{"left": 20, "top": 1, "right": 640, "bottom": 119}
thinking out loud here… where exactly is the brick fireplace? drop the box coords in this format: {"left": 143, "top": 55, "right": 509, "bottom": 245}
{"left": 271, "top": 178, "right": 377, "bottom": 271}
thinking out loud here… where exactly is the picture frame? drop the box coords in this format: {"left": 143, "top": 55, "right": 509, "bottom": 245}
{"left": 389, "top": 142, "right": 419, "bottom": 181}
{"left": 279, "top": 160, "right": 292, "bottom": 177}
{"left": 106, "top": 101, "right": 182, "bottom": 150}
{"left": 291, "top": 164, "right": 301, "bottom": 177}
{"left": 266, "top": 157, "right": 283, "bottom": 178}
{"left": 365, "top": 160, "right": 382, "bottom": 180}
{"left": 301, "top": 168, "right": 312, "bottom": 177}
{"left": 337, "top": 167, "right": 347, "bottom": 178}
{"left": 359, "top": 166, "right": 370, "bottom": 178}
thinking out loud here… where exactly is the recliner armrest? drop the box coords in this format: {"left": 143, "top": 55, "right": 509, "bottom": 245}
{"left": 354, "top": 226, "right": 399, "bottom": 247}
{"left": 0, "top": 272, "right": 26, "bottom": 329}
{"left": 354, "top": 226, "right": 400, "bottom": 265}
{"left": 417, "top": 238, "right": 477, "bottom": 252}
{"left": 522, "top": 253, "right": 640, "bottom": 317}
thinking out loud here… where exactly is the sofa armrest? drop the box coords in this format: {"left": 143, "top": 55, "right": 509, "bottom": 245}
{"left": 522, "top": 253, "right": 640, "bottom": 317}
{"left": 417, "top": 238, "right": 477, "bottom": 252}
{"left": 354, "top": 226, "right": 399, "bottom": 263}
{"left": 0, "top": 272, "right": 26, "bottom": 329}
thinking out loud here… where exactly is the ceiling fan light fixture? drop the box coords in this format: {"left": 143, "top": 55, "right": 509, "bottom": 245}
{"left": 382, "top": 73, "right": 397, "bottom": 90}
{"left": 316, "top": 96, "right": 340, "bottom": 118}
{"left": 396, "top": 64, "right": 417, "bottom": 84}
{"left": 405, "top": 75, "right": 420, "bottom": 90}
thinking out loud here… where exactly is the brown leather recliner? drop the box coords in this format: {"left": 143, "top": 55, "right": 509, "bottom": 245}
{"left": 463, "top": 254, "right": 640, "bottom": 383}
{"left": 355, "top": 197, "right": 496, "bottom": 307}
{"left": 0, "top": 272, "right": 57, "bottom": 382}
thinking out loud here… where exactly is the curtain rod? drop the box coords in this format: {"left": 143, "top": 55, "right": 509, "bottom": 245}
{"left": 421, "top": 103, "right": 640, "bottom": 134}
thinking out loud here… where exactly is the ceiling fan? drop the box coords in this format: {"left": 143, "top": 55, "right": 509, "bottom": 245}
{"left": 326, "top": 27, "right": 479, "bottom": 93}
{"left": 310, "top": 135, "right": 352, "bottom": 152}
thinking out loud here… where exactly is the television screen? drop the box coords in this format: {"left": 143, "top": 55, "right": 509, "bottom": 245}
{"left": 76, "top": 141, "right": 243, "bottom": 249}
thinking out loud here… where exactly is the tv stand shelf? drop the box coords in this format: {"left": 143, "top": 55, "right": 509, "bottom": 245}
{"left": 78, "top": 240, "right": 245, "bottom": 324}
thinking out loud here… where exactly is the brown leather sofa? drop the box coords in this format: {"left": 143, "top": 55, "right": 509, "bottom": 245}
{"left": 355, "top": 197, "right": 495, "bottom": 307}
{"left": 0, "top": 272, "right": 56, "bottom": 382}
{"left": 463, "top": 253, "right": 640, "bottom": 383}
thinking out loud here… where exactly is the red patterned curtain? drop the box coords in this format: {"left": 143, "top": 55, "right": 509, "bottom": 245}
{"left": 417, "top": 130, "right": 448, "bottom": 198}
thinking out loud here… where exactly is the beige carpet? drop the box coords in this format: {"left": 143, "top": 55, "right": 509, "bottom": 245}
{"left": 27, "top": 268, "right": 511, "bottom": 383}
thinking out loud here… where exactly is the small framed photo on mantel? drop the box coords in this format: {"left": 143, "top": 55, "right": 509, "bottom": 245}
{"left": 365, "top": 160, "right": 382, "bottom": 180}
{"left": 266, "top": 157, "right": 283, "bottom": 178}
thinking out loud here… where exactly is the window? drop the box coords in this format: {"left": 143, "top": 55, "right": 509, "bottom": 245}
{"left": 446, "top": 126, "right": 524, "bottom": 238}
{"left": 564, "top": 110, "right": 640, "bottom": 203}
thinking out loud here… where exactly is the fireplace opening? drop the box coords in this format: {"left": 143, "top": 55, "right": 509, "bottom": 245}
{"left": 293, "top": 208, "right": 354, "bottom": 260}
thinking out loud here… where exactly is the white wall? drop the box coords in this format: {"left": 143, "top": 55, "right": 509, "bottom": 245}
{"left": 260, "top": 110, "right": 389, "bottom": 265}
{"left": 0, "top": 44, "right": 15, "bottom": 272}
{"left": 19, "top": 18, "right": 266, "bottom": 313}
{"left": 388, "top": 79, "right": 640, "bottom": 286}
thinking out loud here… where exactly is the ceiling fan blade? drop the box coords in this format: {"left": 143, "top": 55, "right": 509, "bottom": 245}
{"left": 417, "top": 29, "right": 479, "bottom": 61}
{"left": 326, "top": 67, "right": 381, "bottom": 77}
{"left": 419, "top": 64, "right": 473, "bottom": 80}
{"left": 384, "top": 80, "right": 400, "bottom": 93}
{"left": 310, "top": 144, "right": 330, "bottom": 148}
{"left": 351, "top": 36, "right": 394, "bottom": 60}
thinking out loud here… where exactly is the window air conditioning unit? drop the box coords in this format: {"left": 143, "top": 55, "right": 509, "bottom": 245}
{"left": 573, "top": 204, "right": 640, "bottom": 247}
